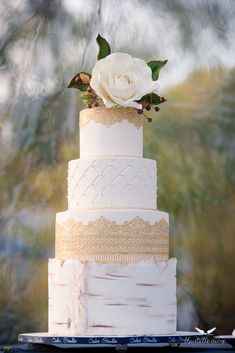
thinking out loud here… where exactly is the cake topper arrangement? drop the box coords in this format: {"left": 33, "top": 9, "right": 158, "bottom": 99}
{"left": 68, "top": 34, "right": 167, "bottom": 122}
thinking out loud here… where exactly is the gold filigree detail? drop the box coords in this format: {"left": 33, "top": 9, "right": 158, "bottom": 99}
{"left": 55, "top": 216, "right": 169, "bottom": 263}
{"left": 80, "top": 107, "right": 143, "bottom": 129}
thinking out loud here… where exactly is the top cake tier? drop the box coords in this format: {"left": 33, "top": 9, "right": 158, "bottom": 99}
{"left": 80, "top": 107, "right": 143, "bottom": 158}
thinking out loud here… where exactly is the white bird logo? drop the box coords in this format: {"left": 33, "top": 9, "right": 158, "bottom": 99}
{"left": 195, "top": 327, "right": 216, "bottom": 334}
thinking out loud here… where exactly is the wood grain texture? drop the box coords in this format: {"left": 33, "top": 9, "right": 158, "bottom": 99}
{"left": 48, "top": 258, "right": 177, "bottom": 336}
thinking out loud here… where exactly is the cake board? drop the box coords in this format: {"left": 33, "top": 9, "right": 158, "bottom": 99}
{"left": 18, "top": 331, "right": 235, "bottom": 349}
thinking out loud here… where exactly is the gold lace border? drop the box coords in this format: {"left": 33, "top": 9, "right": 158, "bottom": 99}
{"left": 80, "top": 107, "right": 143, "bottom": 129}
{"left": 55, "top": 216, "right": 169, "bottom": 263}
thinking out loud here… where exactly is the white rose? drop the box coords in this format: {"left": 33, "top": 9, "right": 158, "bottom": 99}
{"left": 90, "top": 53, "right": 158, "bottom": 109}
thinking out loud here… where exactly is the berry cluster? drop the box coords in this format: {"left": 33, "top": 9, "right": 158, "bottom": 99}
{"left": 79, "top": 86, "right": 103, "bottom": 108}
{"left": 86, "top": 87, "right": 100, "bottom": 108}
{"left": 137, "top": 95, "right": 166, "bottom": 122}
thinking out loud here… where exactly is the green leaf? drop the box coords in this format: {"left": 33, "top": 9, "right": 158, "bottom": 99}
{"left": 68, "top": 72, "right": 91, "bottom": 91}
{"left": 147, "top": 60, "right": 167, "bottom": 80}
{"left": 96, "top": 34, "right": 111, "bottom": 60}
{"left": 151, "top": 93, "right": 162, "bottom": 104}
{"left": 137, "top": 93, "right": 164, "bottom": 105}
{"left": 138, "top": 94, "right": 149, "bottom": 102}
{"left": 80, "top": 92, "right": 96, "bottom": 106}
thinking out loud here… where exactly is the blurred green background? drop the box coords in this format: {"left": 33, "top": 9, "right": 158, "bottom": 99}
{"left": 0, "top": 0, "right": 235, "bottom": 343}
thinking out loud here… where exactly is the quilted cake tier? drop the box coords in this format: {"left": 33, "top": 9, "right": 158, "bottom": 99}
{"left": 68, "top": 157, "right": 157, "bottom": 210}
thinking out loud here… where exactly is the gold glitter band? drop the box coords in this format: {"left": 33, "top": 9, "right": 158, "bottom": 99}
{"left": 55, "top": 216, "right": 169, "bottom": 263}
{"left": 80, "top": 107, "right": 143, "bottom": 129}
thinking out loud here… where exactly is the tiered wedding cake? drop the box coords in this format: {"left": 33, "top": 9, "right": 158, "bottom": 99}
{"left": 48, "top": 106, "right": 177, "bottom": 336}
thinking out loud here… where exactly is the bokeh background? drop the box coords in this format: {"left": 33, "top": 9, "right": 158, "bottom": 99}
{"left": 0, "top": 0, "right": 235, "bottom": 344}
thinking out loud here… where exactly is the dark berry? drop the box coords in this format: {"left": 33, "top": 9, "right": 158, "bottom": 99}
{"left": 146, "top": 105, "right": 151, "bottom": 111}
{"left": 137, "top": 109, "right": 143, "bottom": 114}
{"left": 94, "top": 101, "right": 99, "bottom": 107}
{"left": 87, "top": 87, "right": 92, "bottom": 92}
{"left": 147, "top": 117, "right": 153, "bottom": 123}
{"left": 88, "top": 104, "right": 92, "bottom": 109}
{"left": 160, "top": 96, "right": 166, "bottom": 102}
{"left": 155, "top": 106, "right": 160, "bottom": 112}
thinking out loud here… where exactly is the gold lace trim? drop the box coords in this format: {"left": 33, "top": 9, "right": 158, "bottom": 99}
{"left": 80, "top": 107, "right": 143, "bottom": 129}
{"left": 55, "top": 216, "right": 169, "bottom": 263}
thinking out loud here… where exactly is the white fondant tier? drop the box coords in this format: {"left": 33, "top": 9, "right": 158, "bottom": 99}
{"left": 48, "top": 258, "right": 177, "bottom": 336}
{"left": 80, "top": 108, "right": 143, "bottom": 158}
{"left": 68, "top": 157, "right": 157, "bottom": 210}
{"left": 55, "top": 209, "right": 169, "bottom": 263}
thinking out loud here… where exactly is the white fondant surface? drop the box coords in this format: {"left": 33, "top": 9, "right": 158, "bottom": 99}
{"left": 80, "top": 119, "right": 143, "bottom": 158}
{"left": 68, "top": 157, "right": 157, "bottom": 210}
{"left": 48, "top": 258, "right": 177, "bottom": 336}
{"left": 48, "top": 107, "right": 177, "bottom": 337}
{"left": 56, "top": 208, "right": 169, "bottom": 225}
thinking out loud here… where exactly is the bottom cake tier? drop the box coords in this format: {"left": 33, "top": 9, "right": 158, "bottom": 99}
{"left": 48, "top": 258, "right": 177, "bottom": 336}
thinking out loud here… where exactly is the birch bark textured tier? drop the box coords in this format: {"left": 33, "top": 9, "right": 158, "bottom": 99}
{"left": 49, "top": 258, "right": 176, "bottom": 336}
{"left": 48, "top": 107, "right": 177, "bottom": 336}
